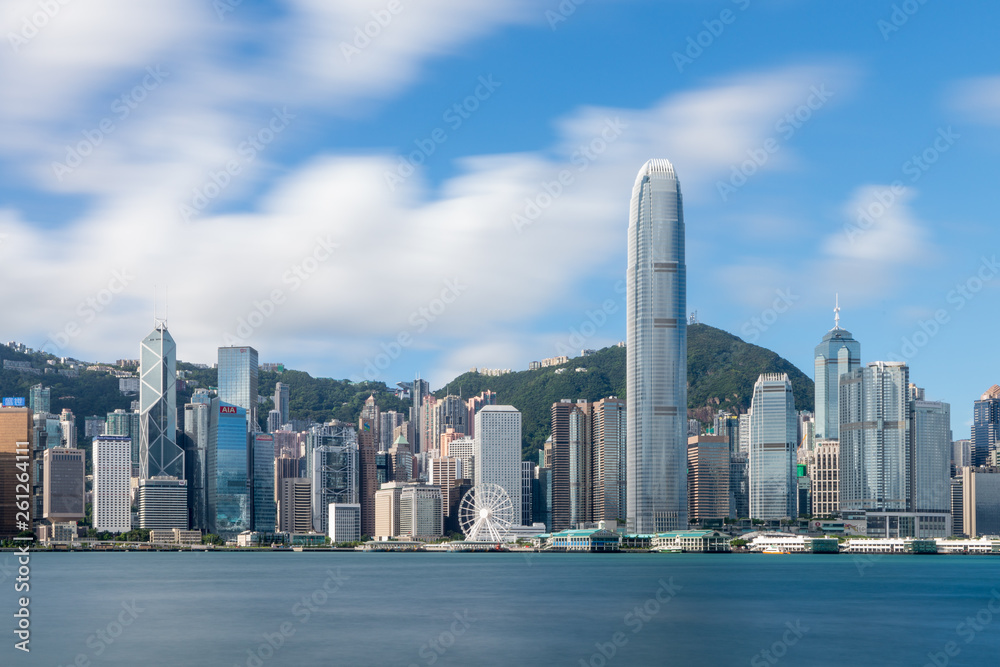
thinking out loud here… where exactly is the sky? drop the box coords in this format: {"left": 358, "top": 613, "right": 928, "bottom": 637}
{"left": 1, "top": 0, "right": 998, "bottom": 433}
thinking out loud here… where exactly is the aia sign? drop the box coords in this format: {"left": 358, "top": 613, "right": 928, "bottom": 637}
{"left": 220, "top": 405, "right": 238, "bottom": 414}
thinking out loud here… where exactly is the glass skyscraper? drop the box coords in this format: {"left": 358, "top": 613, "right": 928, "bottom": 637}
{"left": 813, "top": 303, "right": 860, "bottom": 441}
{"left": 748, "top": 374, "right": 797, "bottom": 519}
{"left": 207, "top": 399, "right": 249, "bottom": 540}
{"left": 972, "top": 385, "right": 1000, "bottom": 467}
{"left": 911, "top": 399, "right": 951, "bottom": 513}
{"left": 626, "top": 158, "right": 687, "bottom": 534}
{"left": 218, "top": 346, "right": 259, "bottom": 432}
{"left": 139, "top": 323, "right": 182, "bottom": 479}
{"left": 251, "top": 433, "right": 277, "bottom": 533}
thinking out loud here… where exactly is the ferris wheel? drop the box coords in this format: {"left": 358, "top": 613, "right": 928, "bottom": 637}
{"left": 458, "top": 483, "right": 515, "bottom": 542}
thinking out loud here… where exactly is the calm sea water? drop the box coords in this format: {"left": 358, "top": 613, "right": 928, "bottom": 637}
{"left": 3, "top": 551, "right": 1000, "bottom": 666}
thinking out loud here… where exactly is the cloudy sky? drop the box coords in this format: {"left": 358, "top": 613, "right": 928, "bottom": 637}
{"left": 1, "top": 1, "right": 997, "bottom": 432}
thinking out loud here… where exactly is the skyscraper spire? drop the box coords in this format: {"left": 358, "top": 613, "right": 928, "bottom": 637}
{"left": 834, "top": 293, "right": 841, "bottom": 330}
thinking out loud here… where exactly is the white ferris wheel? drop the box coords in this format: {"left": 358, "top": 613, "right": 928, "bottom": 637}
{"left": 458, "top": 483, "right": 515, "bottom": 542}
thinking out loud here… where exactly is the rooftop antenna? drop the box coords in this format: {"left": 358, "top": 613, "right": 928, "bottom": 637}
{"left": 834, "top": 294, "right": 841, "bottom": 330}
{"left": 153, "top": 285, "right": 168, "bottom": 329}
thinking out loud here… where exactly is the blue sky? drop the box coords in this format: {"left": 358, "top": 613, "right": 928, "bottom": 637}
{"left": 1, "top": 0, "right": 998, "bottom": 433}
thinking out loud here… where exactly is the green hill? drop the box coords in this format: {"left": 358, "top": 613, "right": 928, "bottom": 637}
{"left": 438, "top": 323, "right": 813, "bottom": 459}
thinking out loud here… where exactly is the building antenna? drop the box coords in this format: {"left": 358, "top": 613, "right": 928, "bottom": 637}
{"left": 834, "top": 293, "right": 841, "bottom": 330}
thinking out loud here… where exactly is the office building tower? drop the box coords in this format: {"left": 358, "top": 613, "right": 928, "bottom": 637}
{"left": 43, "top": 447, "right": 85, "bottom": 523}
{"left": 106, "top": 409, "right": 141, "bottom": 473}
{"left": 279, "top": 478, "right": 312, "bottom": 534}
{"left": 30, "top": 413, "right": 47, "bottom": 528}
{"left": 182, "top": 401, "right": 211, "bottom": 530}
{"left": 137, "top": 477, "right": 188, "bottom": 530}
{"left": 797, "top": 411, "right": 815, "bottom": 453}
{"left": 475, "top": 405, "right": 522, "bottom": 524}
{"left": 626, "top": 159, "right": 687, "bottom": 534}
{"left": 813, "top": 299, "right": 861, "bottom": 441}
{"left": 958, "top": 466, "right": 1000, "bottom": 537}
{"left": 400, "top": 483, "right": 443, "bottom": 539}
{"left": 430, "top": 395, "right": 468, "bottom": 449}
{"left": 1, "top": 407, "right": 33, "bottom": 537}
{"left": 60, "top": 409, "right": 76, "bottom": 448}
{"left": 358, "top": 414, "right": 378, "bottom": 537}
{"left": 839, "top": 362, "right": 910, "bottom": 513}
{"left": 592, "top": 397, "right": 626, "bottom": 523}
{"left": 972, "top": 385, "right": 1000, "bottom": 467}
{"left": 275, "top": 454, "right": 300, "bottom": 507}
{"left": 411, "top": 377, "right": 430, "bottom": 453}
{"left": 713, "top": 411, "right": 740, "bottom": 455}
{"left": 738, "top": 413, "right": 751, "bottom": 454}
{"left": 207, "top": 399, "right": 249, "bottom": 539}
{"left": 729, "top": 451, "right": 749, "bottom": 519}
{"left": 274, "top": 382, "right": 290, "bottom": 426}
{"left": 429, "top": 456, "right": 459, "bottom": 518}
{"left": 266, "top": 410, "right": 281, "bottom": 434}
{"left": 92, "top": 435, "right": 132, "bottom": 533}
{"left": 447, "top": 437, "right": 475, "bottom": 484}
{"left": 952, "top": 439, "right": 971, "bottom": 478}
{"left": 251, "top": 433, "right": 277, "bottom": 533}
{"left": 809, "top": 440, "right": 840, "bottom": 517}
{"left": 911, "top": 399, "right": 951, "bottom": 514}
{"left": 328, "top": 503, "right": 361, "bottom": 543}
{"left": 375, "top": 481, "right": 405, "bottom": 538}
{"left": 521, "top": 460, "right": 534, "bottom": 526}
{"left": 218, "top": 346, "right": 259, "bottom": 432}
{"left": 388, "top": 435, "right": 414, "bottom": 483}
{"left": 84, "top": 416, "right": 106, "bottom": 438}
{"left": 687, "top": 435, "right": 730, "bottom": 522}
{"left": 139, "top": 322, "right": 182, "bottom": 479}
{"left": 466, "top": 390, "right": 497, "bottom": 439}
{"left": 551, "top": 400, "right": 590, "bottom": 531}
{"left": 29, "top": 384, "right": 50, "bottom": 415}
{"left": 380, "top": 411, "right": 405, "bottom": 451}
{"left": 533, "top": 464, "right": 552, "bottom": 532}
{"left": 748, "top": 374, "right": 797, "bottom": 520}
{"left": 311, "top": 436, "right": 358, "bottom": 536}
{"left": 951, "top": 476, "right": 964, "bottom": 537}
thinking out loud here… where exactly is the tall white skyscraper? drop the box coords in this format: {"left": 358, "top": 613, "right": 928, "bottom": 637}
{"left": 474, "top": 405, "right": 522, "bottom": 524}
{"left": 93, "top": 435, "right": 132, "bottom": 533}
{"left": 139, "top": 322, "right": 182, "bottom": 479}
{"left": 748, "top": 374, "right": 797, "bottom": 519}
{"left": 813, "top": 299, "right": 861, "bottom": 440}
{"left": 218, "top": 346, "right": 259, "bottom": 432}
{"left": 626, "top": 158, "right": 687, "bottom": 534}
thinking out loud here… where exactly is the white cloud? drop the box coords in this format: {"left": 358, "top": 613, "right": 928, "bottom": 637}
{"left": 950, "top": 75, "right": 1000, "bottom": 125}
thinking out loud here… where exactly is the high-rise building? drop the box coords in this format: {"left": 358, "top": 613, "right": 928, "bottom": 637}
{"left": 84, "top": 416, "right": 106, "bottom": 438}
{"left": 207, "top": 399, "right": 250, "bottom": 539}
{"left": 181, "top": 401, "right": 211, "bottom": 530}
{"left": 411, "top": 377, "right": 430, "bottom": 453}
{"left": 266, "top": 410, "right": 282, "bottom": 434}
{"left": 374, "top": 481, "right": 404, "bottom": 538}
{"left": 626, "top": 158, "right": 687, "bottom": 534}
{"left": 379, "top": 411, "right": 405, "bottom": 451}
{"left": 592, "top": 397, "right": 626, "bottom": 523}
{"left": 713, "top": 411, "right": 740, "bottom": 455}
{"left": 29, "top": 384, "right": 50, "bottom": 415}
{"left": 92, "top": 435, "right": 132, "bottom": 533}
{"left": 474, "top": 405, "right": 522, "bottom": 524}
{"left": 748, "top": 374, "right": 797, "bottom": 520}
{"left": 431, "top": 395, "right": 468, "bottom": 449}
{"left": 274, "top": 382, "right": 290, "bottom": 426}
{"left": 729, "top": 451, "right": 749, "bottom": 519}
{"left": 137, "top": 477, "right": 188, "bottom": 530}
{"left": 328, "top": 503, "right": 361, "bottom": 543}
{"left": 687, "top": 435, "right": 730, "bottom": 522}
{"left": 839, "top": 362, "right": 910, "bottom": 513}
{"left": 958, "top": 466, "right": 1000, "bottom": 537}
{"left": 813, "top": 301, "right": 861, "bottom": 441}
{"left": 1, "top": 407, "right": 33, "bottom": 537}
{"left": 59, "top": 408, "right": 76, "bottom": 449}
{"left": 251, "top": 433, "right": 277, "bottom": 533}
{"left": 551, "top": 400, "right": 590, "bottom": 531}
{"left": 448, "top": 437, "right": 475, "bottom": 483}
{"left": 43, "top": 447, "right": 85, "bottom": 523}
{"left": 311, "top": 435, "right": 358, "bottom": 535}
{"left": 809, "top": 440, "right": 840, "bottom": 517}
{"left": 358, "top": 413, "right": 378, "bottom": 537}
{"left": 738, "top": 414, "right": 751, "bottom": 454}
{"left": 952, "top": 439, "right": 971, "bottom": 476}
{"left": 218, "top": 346, "right": 259, "bottom": 432}
{"left": 387, "top": 435, "right": 414, "bottom": 483}
{"left": 911, "top": 399, "right": 951, "bottom": 515}
{"left": 275, "top": 454, "right": 300, "bottom": 507}
{"left": 466, "top": 390, "right": 497, "bottom": 439}
{"left": 139, "top": 322, "right": 182, "bottom": 479}
{"left": 399, "top": 484, "right": 443, "bottom": 539}
{"left": 972, "top": 385, "right": 1000, "bottom": 467}
{"left": 106, "top": 409, "right": 141, "bottom": 473}
{"left": 279, "top": 478, "right": 312, "bottom": 534}
{"left": 521, "top": 460, "right": 534, "bottom": 526}
{"left": 428, "top": 456, "right": 459, "bottom": 518}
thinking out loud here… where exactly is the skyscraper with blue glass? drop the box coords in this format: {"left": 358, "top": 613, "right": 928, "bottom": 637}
{"left": 626, "top": 158, "right": 687, "bottom": 534}
{"left": 748, "top": 374, "right": 797, "bottom": 519}
{"left": 218, "top": 346, "right": 259, "bottom": 432}
{"left": 207, "top": 398, "right": 250, "bottom": 539}
{"left": 251, "top": 433, "right": 276, "bottom": 533}
{"left": 813, "top": 300, "right": 861, "bottom": 441}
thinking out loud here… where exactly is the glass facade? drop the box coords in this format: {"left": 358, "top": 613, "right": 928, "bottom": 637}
{"left": 252, "top": 434, "right": 276, "bottom": 533}
{"left": 218, "top": 346, "right": 259, "bottom": 432}
{"left": 182, "top": 402, "right": 210, "bottom": 531}
{"left": 911, "top": 400, "right": 951, "bottom": 513}
{"left": 972, "top": 387, "right": 1000, "bottom": 467}
{"left": 813, "top": 326, "right": 861, "bottom": 440}
{"left": 207, "top": 400, "right": 249, "bottom": 540}
{"left": 139, "top": 324, "right": 182, "bottom": 479}
{"left": 626, "top": 159, "right": 687, "bottom": 534}
{"left": 748, "top": 374, "right": 796, "bottom": 519}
